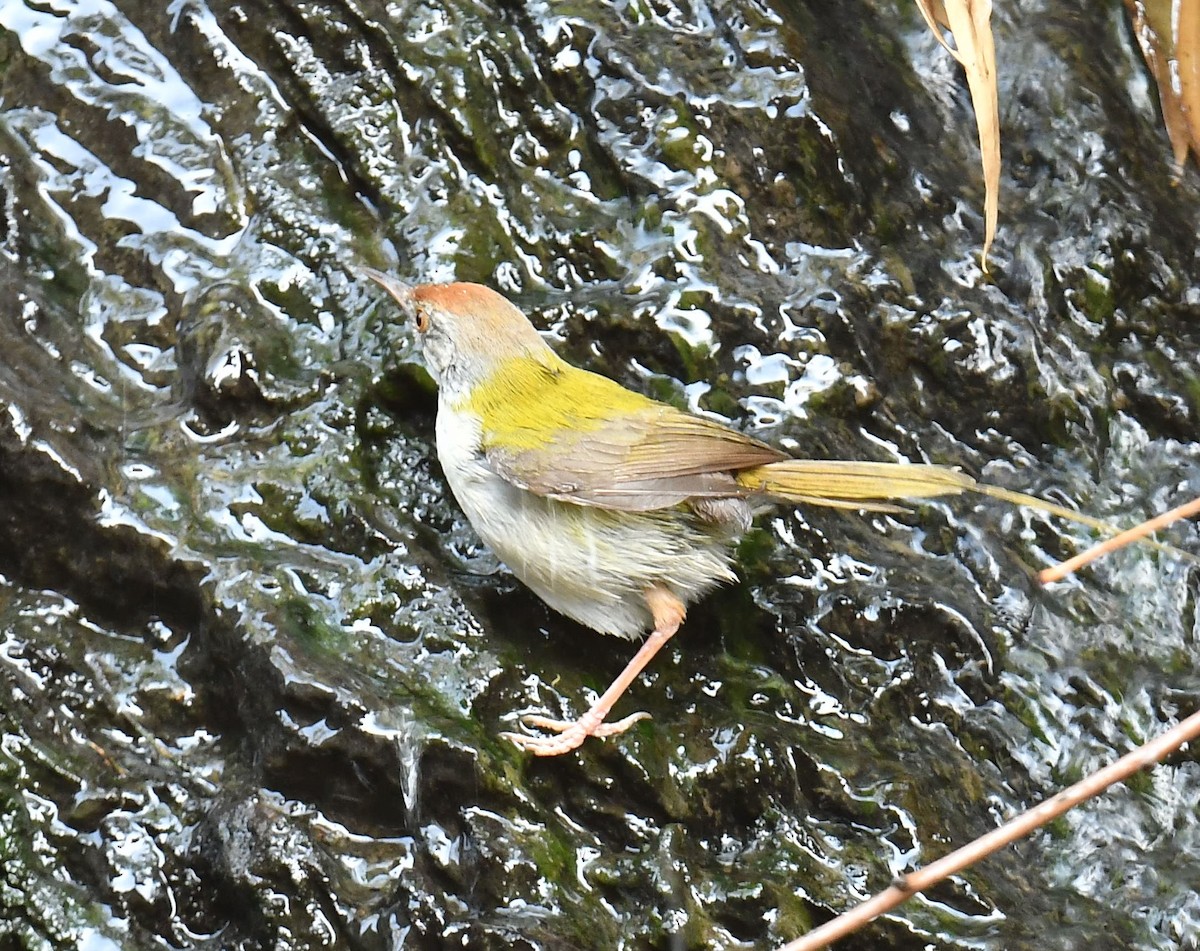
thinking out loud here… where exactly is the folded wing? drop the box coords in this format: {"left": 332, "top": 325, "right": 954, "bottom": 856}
{"left": 475, "top": 361, "right": 784, "bottom": 511}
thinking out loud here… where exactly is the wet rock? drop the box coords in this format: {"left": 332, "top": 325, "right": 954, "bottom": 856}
{"left": 0, "top": 0, "right": 1197, "bottom": 948}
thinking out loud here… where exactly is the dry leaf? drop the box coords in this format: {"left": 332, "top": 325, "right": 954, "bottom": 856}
{"left": 915, "top": 0, "right": 1000, "bottom": 271}
{"left": 1125, "top": 0, "right": 1200, "bottom": 170}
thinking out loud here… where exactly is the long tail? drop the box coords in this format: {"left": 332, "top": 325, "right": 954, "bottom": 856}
{"left": 736, "top": 460, "right": 1198, "bottom": 563}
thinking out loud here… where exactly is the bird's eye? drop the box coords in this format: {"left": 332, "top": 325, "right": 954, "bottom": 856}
{"left": 414, "top": 307, "right": 430, "bottom": 333}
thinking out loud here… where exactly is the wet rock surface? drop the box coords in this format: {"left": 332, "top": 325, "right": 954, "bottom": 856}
{"left": 0, "top": 0, "right": 1198, "bottom": 947}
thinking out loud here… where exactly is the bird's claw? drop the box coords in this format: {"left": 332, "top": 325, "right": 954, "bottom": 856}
{"left": 501, "top": 710, "right": 652, "bottom": 756}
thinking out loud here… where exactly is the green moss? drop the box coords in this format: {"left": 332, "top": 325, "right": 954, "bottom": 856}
{"left": 637, "top": 198, "right": 664, "bottom": 231}
{"left": 1081, "top": 271, "right": 1116, "bottom": 325}
{"left": 733, "top": 526, "right": 779, "bottom": 580}
{"left": 641, "top": 374, "right": 688, "bottom": 408}
{"left": 280, "top": 596, "right": 350, "bottom": 653}
{"left": 667, "top": 328, "right": 717, "bottom": 382}
{"left": 627, "top": 0, "right": 650, "bottom": 23}
{"left": 658, "top": 102, "right": 707, "bottom": 173}
{"left": 700, "top": 381, "right": 744, "bottom": 420}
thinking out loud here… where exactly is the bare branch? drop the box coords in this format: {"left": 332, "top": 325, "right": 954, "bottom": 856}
{"left": 779, "top": 705, "right": 1200, "bottom": 951}
{"left": 1039, "top": 496, "right": 1200, "bottom": 584}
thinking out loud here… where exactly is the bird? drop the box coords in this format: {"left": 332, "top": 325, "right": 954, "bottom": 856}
{"left": 359, "top": 270, "right": 1139, "bottom": 756}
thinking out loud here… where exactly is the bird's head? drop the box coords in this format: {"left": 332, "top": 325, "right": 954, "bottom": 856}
{"left": 360, "top": 269, "right": 552, "bottom": 391}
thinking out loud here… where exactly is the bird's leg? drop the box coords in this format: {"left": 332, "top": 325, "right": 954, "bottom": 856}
{"left": 501, "top": 585, "right": 686, "bottom": 757}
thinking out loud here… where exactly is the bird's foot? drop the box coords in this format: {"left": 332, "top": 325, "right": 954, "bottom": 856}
{"left": 500, "top": 709, "right": 651, "bottom": 757}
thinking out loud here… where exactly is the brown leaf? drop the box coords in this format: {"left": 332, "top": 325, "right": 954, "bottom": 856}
{"left": 915, "top": 0, "right": 1000, "bottom": 272}
{"left": 1126, "top": 0, "right": 1200, "bottom": 170}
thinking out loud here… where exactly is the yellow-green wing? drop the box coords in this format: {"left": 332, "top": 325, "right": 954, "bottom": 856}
{"left": 463, "top": 355, "right": 784, "bottom": 511}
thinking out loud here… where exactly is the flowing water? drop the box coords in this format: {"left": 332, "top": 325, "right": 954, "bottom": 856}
{"left": 0, "top": 0, "right": 1198, "bottom": 947}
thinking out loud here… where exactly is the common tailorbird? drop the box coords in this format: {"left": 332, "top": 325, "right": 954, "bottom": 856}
{"left": 361, "top": 270, "right": 1124, "bottom": 756}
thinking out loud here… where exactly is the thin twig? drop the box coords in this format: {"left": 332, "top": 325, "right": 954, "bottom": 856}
{"left": 1039, "top": 496, "right": 1200, "bottom": 584}
{"left": 779, "top": 706, "right": 1200, "bottom": 951}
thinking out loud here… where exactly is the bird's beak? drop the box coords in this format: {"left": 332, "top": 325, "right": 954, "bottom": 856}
{"left": 357, "top": 266, "right": 413, "bottom": 305}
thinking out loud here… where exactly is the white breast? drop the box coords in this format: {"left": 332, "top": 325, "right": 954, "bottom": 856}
{"left": 433, "top": 400, "right": 737, "bottom": 638}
